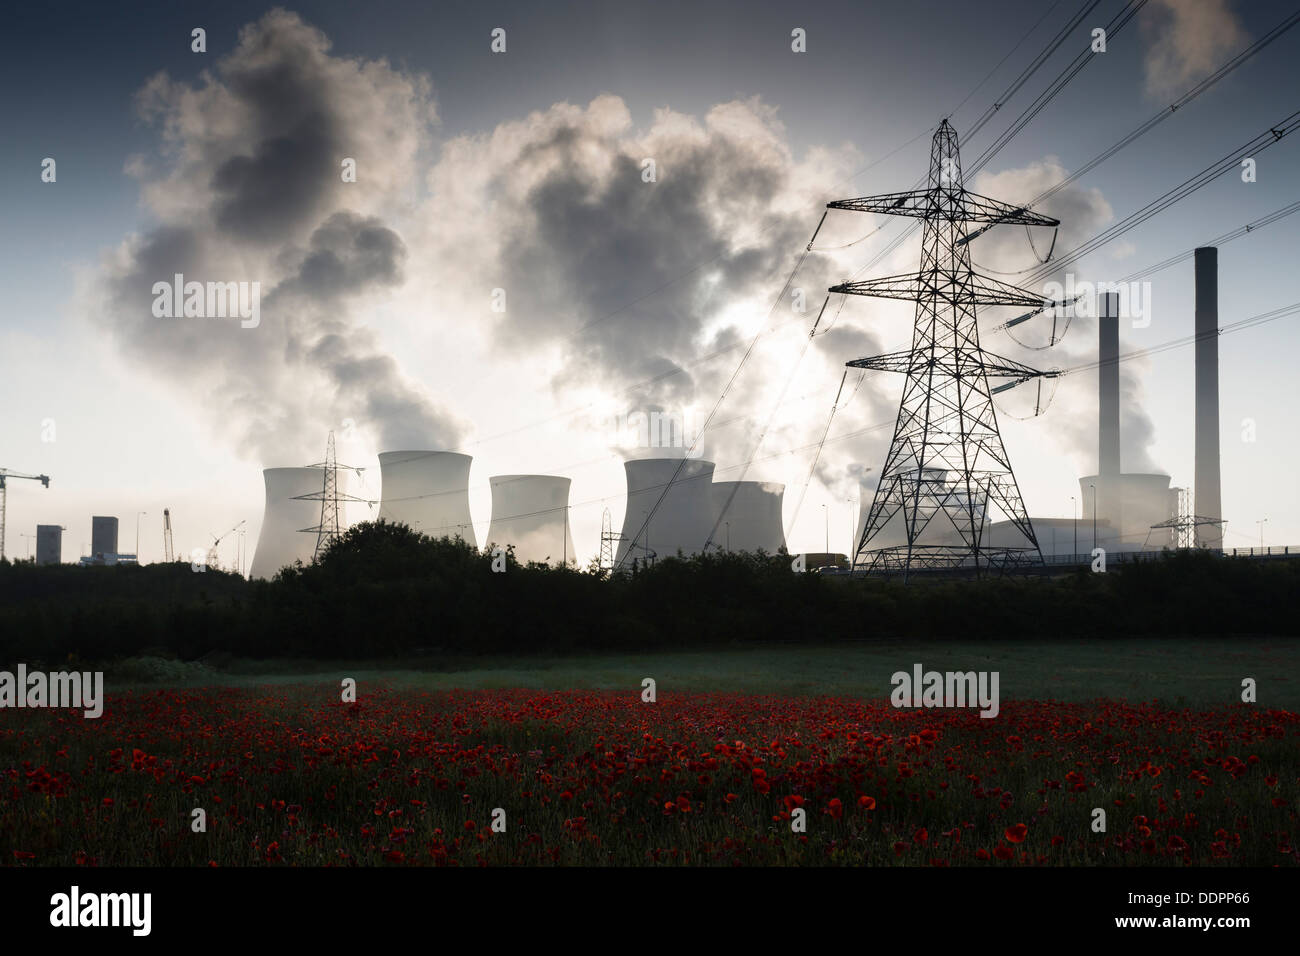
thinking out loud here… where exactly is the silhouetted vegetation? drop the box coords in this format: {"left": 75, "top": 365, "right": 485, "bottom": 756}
{"left": 1, "top": 519, "right": 1297, "bottom": 665}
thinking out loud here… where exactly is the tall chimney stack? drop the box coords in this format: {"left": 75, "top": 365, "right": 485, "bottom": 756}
{"left": 1099, "top": 293, "right": 1121, "bottom": 478}
{"left": 1194, "top": 247, "right": 1222, "bottom": 548}
{"left": 1098, "top": 291, "right": 1122, "bottom": 549}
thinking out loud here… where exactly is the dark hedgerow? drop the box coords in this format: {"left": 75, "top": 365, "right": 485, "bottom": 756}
{"left": 0, "top": 520, "right": 1296, "bottom": 664}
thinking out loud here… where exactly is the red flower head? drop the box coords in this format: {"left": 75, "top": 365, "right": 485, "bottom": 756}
{"left": 1004, "top": 823, "right": 1028, "bottom": 844}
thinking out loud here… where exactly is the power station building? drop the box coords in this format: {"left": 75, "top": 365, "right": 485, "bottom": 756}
{"left": 486, "top": 474, "right": 574, "bottom": 565}
{"left": 377, "top": 450, "right": 476, "bottom": 545}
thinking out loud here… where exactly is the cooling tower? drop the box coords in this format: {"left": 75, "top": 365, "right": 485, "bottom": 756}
{"left": 486, "top": 475, "right": 575, "bottom": 566}
{"left": 377, "top": 451, "right": 476, "bottom": 546}
{"left": 249, "top": 467, "right": 346, "bottom": 579}
{"left": 1080, "top": 473, "right": 1173, "bottom": 552}
{"left": 1194, "top": 248, "right": 1222, "bottom": 548}
{"left": 616, "top": 457, "right": 716, "bottom": 565}
{"left": 852, "top": 477, "right": 877, "bottom": 561}
{"left": 712, "top": 481, "right": 786, "bottom": 553}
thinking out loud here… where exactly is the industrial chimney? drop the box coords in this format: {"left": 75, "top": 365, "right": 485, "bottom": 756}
{"left": 1193, "top": 247, "right": 1222, "bottom": 548}
{"left": 1097, "top": 291, "right": 1122, "bottom": 550}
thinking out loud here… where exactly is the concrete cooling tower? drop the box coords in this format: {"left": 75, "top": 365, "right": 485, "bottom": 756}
{"left": 377, "top": 451, "right": 476, "bottom": 546}
{"left": 616, "top": 457, "right": 716, "bottom": 565}
{"left": 249, "top": 466, "right": 348, "bottom": 579}
{"left": 486, "top": 475, "right": 575, "bottom": 566}
{"left": 711, "top": 481, "right": 786, "bottom": 553}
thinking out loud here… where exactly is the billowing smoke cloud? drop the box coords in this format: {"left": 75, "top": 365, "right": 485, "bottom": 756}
{"left": 87, "top": 8, "right": 463, "bottom": 463}
{"left": 971, "top": 159, "right": 1162, "bottom": 474}
{"left": 1141, "top": 0, "right": 1249, "bottom": 101}
{"left": 419, "top": 95, "right": 876, "bottom": 472}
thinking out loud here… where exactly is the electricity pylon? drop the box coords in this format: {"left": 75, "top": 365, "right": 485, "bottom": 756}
{"left": 1150, "top": 488, "right": 1224, "bottom": 549}
{"left": 831, "top": 120, "right": 1062, "bottom": 578}
{"left": 599, "top": 508, "right": 616, "bottom": 572}
{"left": 295, "top": 432, "right": 370, "bottom": 559}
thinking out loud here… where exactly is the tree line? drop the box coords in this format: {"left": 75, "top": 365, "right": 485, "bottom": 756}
{"left": 0, "top": 520, "right": 1296, "bottom": 665}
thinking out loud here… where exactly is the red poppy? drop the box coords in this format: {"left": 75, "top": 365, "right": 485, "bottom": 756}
{"left": 1004, "top": 823, "right": 1028, "bottom": 844}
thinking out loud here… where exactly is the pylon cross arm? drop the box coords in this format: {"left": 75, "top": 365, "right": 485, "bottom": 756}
{"left": 846, "top": 349, "right": 1049, "bottom": 382}
{"left": 955, "top": 190, "right": 1058, "bottom": 227}
{"left": 827, "top": 189, "right": 935, "bottom": 218}
{"left": 830, "top": 271, "right": 1047, "bottom": 309}
{"left": 826, "top": 188, "right": 1058, "bottom": 228}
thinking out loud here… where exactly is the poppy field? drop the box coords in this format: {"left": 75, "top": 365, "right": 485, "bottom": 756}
{"left": 1, "top": 685, "right": 1296, "bottom": 866}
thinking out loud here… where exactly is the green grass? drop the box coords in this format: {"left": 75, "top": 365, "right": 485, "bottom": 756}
{"left": 108, "top": 637, "right": 1300, "bottom": 709}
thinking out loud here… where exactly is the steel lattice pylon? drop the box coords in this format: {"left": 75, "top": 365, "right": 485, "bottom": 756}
{"left": 599, "top": 507, "right": 616, "bottom": 572}
{"left": 294, "top": 432, "right": 370, "bottom": 559}
{"left": 832, "top": 120, "right": 1062, "bottom": 579}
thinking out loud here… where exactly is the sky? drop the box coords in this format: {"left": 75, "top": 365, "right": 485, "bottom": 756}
{"left": 1, "top": 0, "right": 1297, "bottom": 569}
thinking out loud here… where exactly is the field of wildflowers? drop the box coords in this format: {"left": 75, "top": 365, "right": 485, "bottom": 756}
{"left": 2, "top": 686, "right": 1294, "bottom": 866}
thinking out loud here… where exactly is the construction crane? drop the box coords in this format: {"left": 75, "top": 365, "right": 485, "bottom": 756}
{"left": 0, "top": 468, "right": 51, "bottom": 562}
{"left": 163, "top": 508, "right": 175, "bottom": 563}
{"left": 207, "top": 520, "right": 245, "bottom": 571}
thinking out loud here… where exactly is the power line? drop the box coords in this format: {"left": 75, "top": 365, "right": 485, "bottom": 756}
{"left": 946, "top": 0, "right": 1070, "bottom": 124}
{"left": 964, "top": 0, "right": 1103, "bottom": 141}
{"left": 1062, "top": 300, "right": 1300, "bottom": 375}
{"left": 1023, "top": 109, "right": 1300, "bottom": 286}
{"left": 849, "top": 0, "right": 1139, "bottom": 280}
{"left": 567, "top": 1, "right": 1104, "bottom": 342}
{"left": 1033, "top": 7, "right": 1300, "bottom": 210}
{"left": 964, "top": 5, "right": 1300, "bottom": 272}
{"left": 966, "top": 0, "right": 1150, "bottom": 177}
{"left": 1113, "top": 199, "right": 1300, "bottom": 285}
{"left": 992, "top": 197, "right": 1300, "bottom": 347}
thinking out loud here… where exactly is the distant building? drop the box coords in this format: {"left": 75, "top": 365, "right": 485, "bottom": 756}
{"left": 77, "top": 552, "right": 137, "bottom": 567}
{"left": 35, "top": 525, "right": 62, "bottom": 565}
{"left": 91, "top": 516, "right": 119, "bottom": 557}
